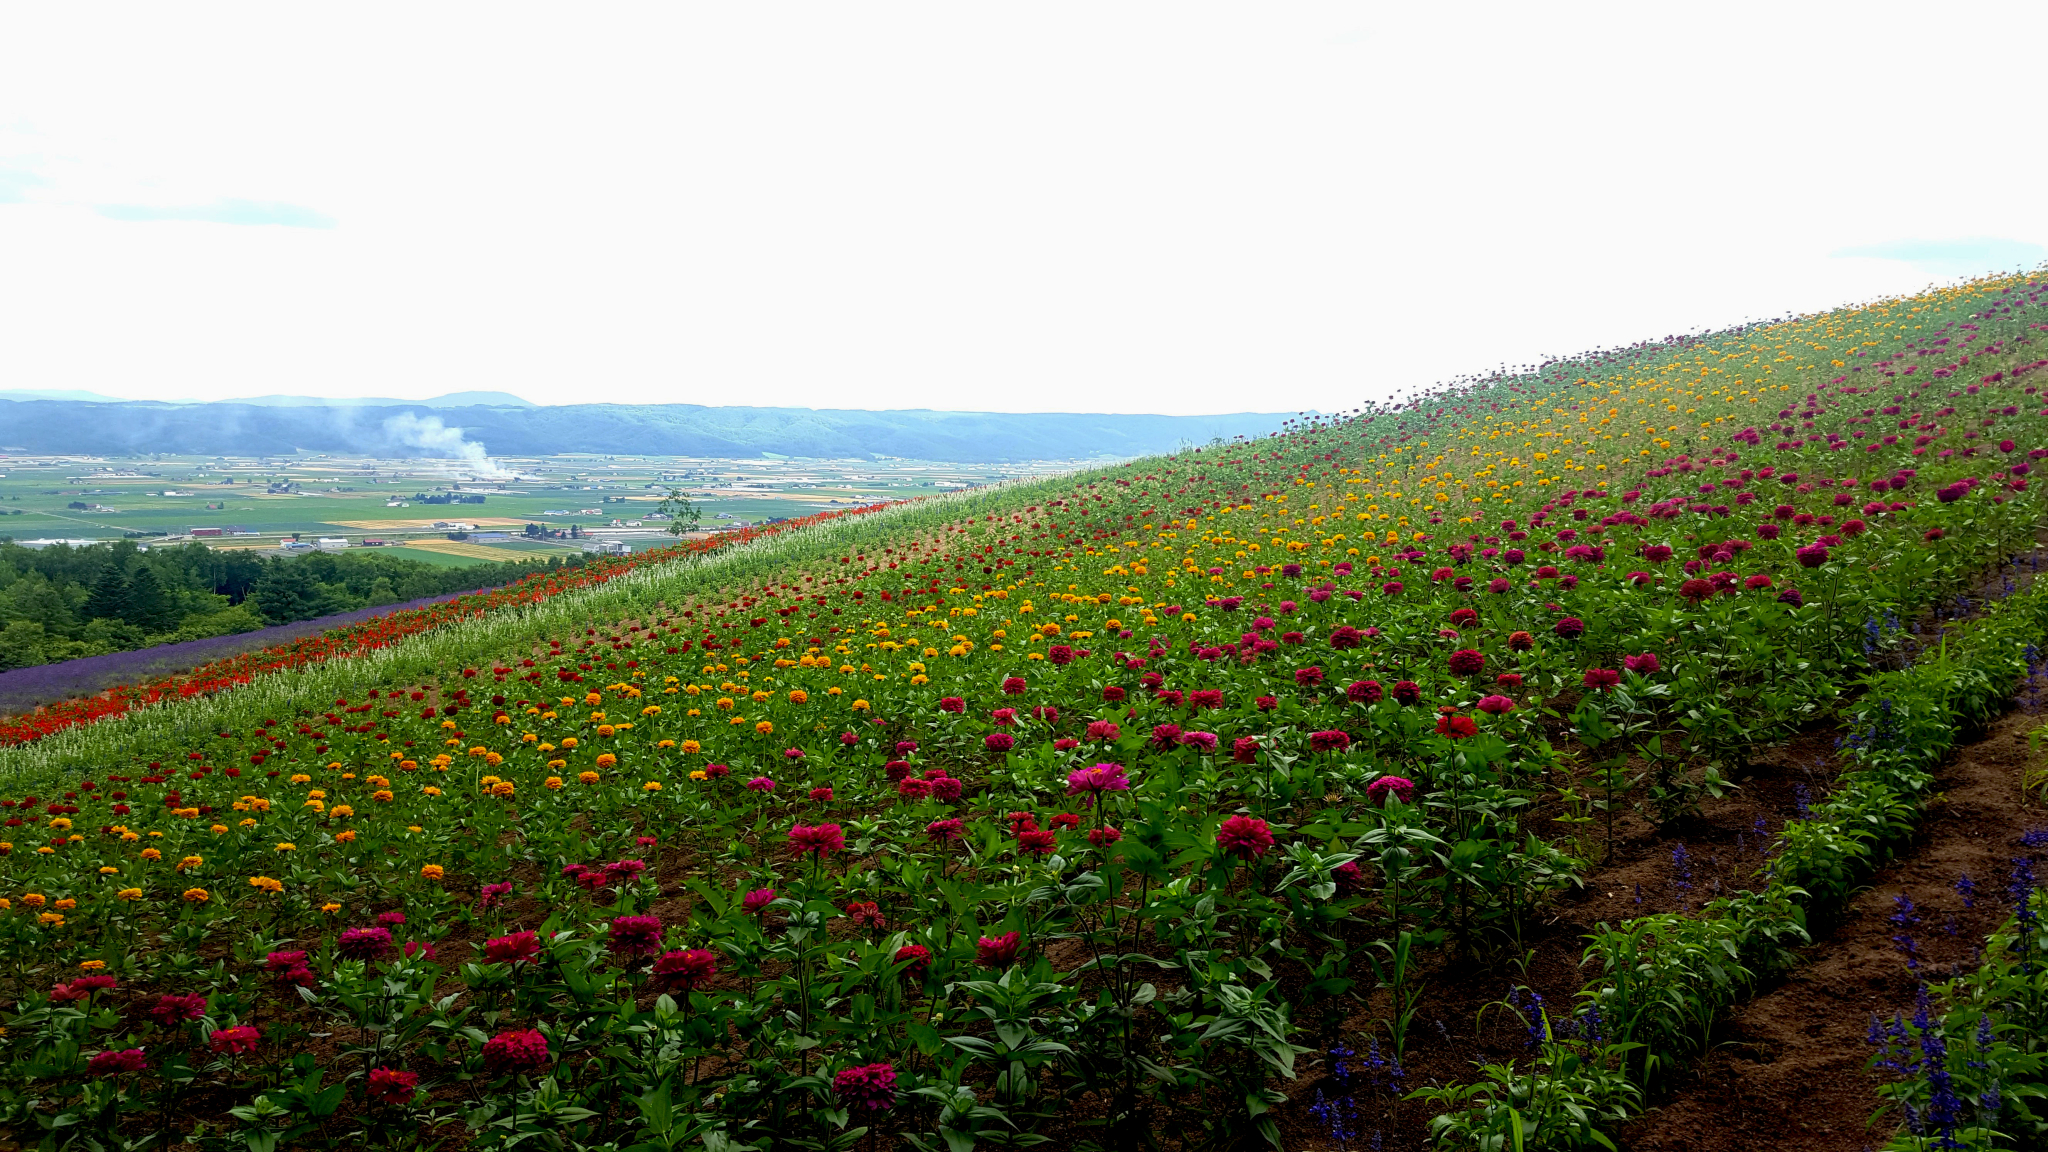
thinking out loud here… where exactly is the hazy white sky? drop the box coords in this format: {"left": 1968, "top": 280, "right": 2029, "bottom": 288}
{"left": 2, "top": 3, "right": 2044, "bottom": 414}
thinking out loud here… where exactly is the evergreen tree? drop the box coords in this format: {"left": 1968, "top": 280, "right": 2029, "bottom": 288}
{"left": 81, "top": 565, "right": 131, "bottom": 622}
{"left": 249, "top": 562, "right": 335, "bottom": 626}
{"left": 123, "top": 566, "right": 178, "bottom": 632}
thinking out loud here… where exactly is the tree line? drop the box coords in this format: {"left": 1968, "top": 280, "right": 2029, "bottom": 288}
{"left": 0, "top": 538, "right": 585, "bottom": 673}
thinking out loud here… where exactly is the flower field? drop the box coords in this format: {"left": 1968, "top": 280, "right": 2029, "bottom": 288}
{"left": 4, "top": 272, "right": 2048, "bottom": 1151}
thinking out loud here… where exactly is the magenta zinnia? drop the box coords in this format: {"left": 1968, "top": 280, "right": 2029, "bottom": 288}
{"left": 788, "top": 822, "right": 846, "bottom": 858}
{"left": 1217, "top": 814, "right": 1275, "bottom": 860}
{"left": 833, "top": 1061, "right": 899, "bottom": 1114}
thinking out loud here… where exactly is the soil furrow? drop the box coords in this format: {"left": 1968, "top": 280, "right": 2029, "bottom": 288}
{"left": 1617, "top": 701, "right": 2048, "bottom": 1152}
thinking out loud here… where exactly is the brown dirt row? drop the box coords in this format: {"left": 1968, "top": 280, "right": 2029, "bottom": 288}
{"left": 1616, "top": 702, "right": 2048, "bottom": 1152}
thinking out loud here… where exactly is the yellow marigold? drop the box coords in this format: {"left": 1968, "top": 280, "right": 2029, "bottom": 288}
{"left": 680, "top": 739, "right": 701, "bottom": 754}
{"left": 578, "top": 771, "right": 600, "bottom": 784}
{"left": 657, "top": 739, "right": 675, "bottom": 749}
{"left": 595, "top": 753, "right": 618, "bottom": 768}
{"left": 80, "top": 959, "right": 108, "bottom": 970}
{"left": 468, "top": 746, "right": 488, "bottom": 757}
{"left": 275, "top": 843, "right": 296, "bottom": 852}
{"left": 181, "top": 888, "right": 210, "bottom": 904}
{"left": 689, "top": 769, "right": 707, "bottom": 781}
{"left": 372, "top": 790, "right": 395, "bottom": 803}
{"left": 141, "top": 848, "right": 162, "bottom": 861}
{"left": 99, "top": 866, "right": 119, "bottom": 875}
{"left": 336, "top": 830, "right": 357, "bottom": 843}
{"left": 545, "top": 776, "right": 564, "bottom": 790}
{"left": 173, "top": 807, "right": 200, "bottom": 819}
{"left": 488, "top": 781, "right": 514, "bottom": 797}
{"left": 400, "top": 759, "right": 420, "bottom": 770}
{"left": 120, "top": 831, "right": 140, "bottom": 842}
{"left": 307, "top": 789, "right": 327, "bottom": 800}
{"left": 421, "top": 787, "right": 441, "bottom": 797}
{"left": 116, "top": 888, "right": 142, "bottom": 902}
{"left": 642, "top": 781, "right": 662, "bottom": 792}
{"left": 642, "top": 705, "right": 661, "bottom": 716}
{"left": 367, "top": 776, "right": 390, "bottom": 788}
{"left": 175, "top": 856, "right": 202, "bottom": 871}
{"left": 716, "top": 697, "right": 735, "bottom": 711}
{"left": 210, "top": 825, "right": 229, "bottom": 835}
{"left": 54, "top": 898, "right": 77, "bottom": 910}
{"left": 39, "top": 912, "right": 64, "bottom": 926}
{"left": 303, "top": 800, "right": 326, "bottom": 812}
{"left": 22, "top": 893, "right": 47, "bottom": 907}
{"left": 321, "top": 902, "right": 342, "bottom": 914}
{"left": 755, "top": 720, "right": 774, "bottom": 735}
{"left": 290, "top": 774, "right": 312, "bottom": 785}
{"left": 249, "top": 876, "right": 283, "bottom": 894}
{"left": 521, "top": 734, "right": 538, "bottom": 744}
{"left": 827, "top": 686, "right": 843, "bottom": 696}
{"left": 560, "top": 737, "right": 579, "bottom": 749}
{"left": 787, "top": 690, "right": 808, "bottom": 704}
{"left": 420, "top": 864, "right": 445, "bottom": 880}
{"left": 484, "top": 752, "right": 503, "bottom": 767}
{"left": 546, "top": 758, "right": 567, "bottom": 771}
{"left": 331, "top": 805, "right": 354, "bottom": 818}
{"left": 851, "top": 698, "right": 871, "bottom": 711}
{"left": 239, "top": 818, "right": 258, "bottom": 828}
{"left": 585, "top": 692, "right": 603, "bottom": 706}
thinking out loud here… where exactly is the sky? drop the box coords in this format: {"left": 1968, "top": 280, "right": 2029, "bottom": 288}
{"left": 2, "top": 4, "right": 2045, "bottom": 416}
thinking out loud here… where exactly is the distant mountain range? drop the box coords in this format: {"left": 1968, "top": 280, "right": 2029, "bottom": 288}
{"left": 0, "top": 396, "right": 1296, "bottom": 463}
{"left": 0, "top": 389, "right": 536, "bottom": 408}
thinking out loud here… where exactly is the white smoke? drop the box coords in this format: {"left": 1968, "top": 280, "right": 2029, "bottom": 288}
{"left": 381, "top": 412, "right": 512, "bottom": 478}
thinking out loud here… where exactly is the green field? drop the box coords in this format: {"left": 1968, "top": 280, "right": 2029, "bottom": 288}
{"left": 0, "top": 454, "right": 1059, "bottom": 562}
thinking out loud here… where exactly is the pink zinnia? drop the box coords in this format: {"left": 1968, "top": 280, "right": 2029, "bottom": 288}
{"left": 484, "top": 930, "right": 541, "bottom": 966}
{"left": 337, "top": 927, "right": 393, "bottom": 961}
{"left": 88, "top": 1049, "right": 148, "bottom": 1076}
{"left": 789, "top": 822, "right": 846, "bottom": 858}
{"left": 742, "top": 887, "right": 778, "bottom": 914}
{"left": 1308, "top": 729, "right": 1350, "bottom": 754}
{"left": 746, "top": 776, "right": 777, "bottom": 793}
{"left": 366, "top": 1067, "right": 420, "bottom": 1107}
{"left": 482, "top": 1028, "right": 551, "bottom": 1075}
{"left": 1065, "top": 763, "right": 1131, "bottom": 803}
{"left": 1217, "top": 814, "right": 1274, "bottom": 860}
{"left": 209, "top": 1025, "right": 261, "bottom": 1055}
{"left": 653, "top": 948, "right": 719, "bottom": 992}
{"left": 1475, "top": 694, "right": 1515, "bottom": 715}
{"left": 976, "top": 931, "right": 1022, "bottom": 968}
{"left": 1366, "top": 776, "right": 1415, "bottom": 805}
{"left": 834, "top": 1061, "right": 899, "bottom": 1114}
{"left": 1582, "top": 668, "right": 1621, "bottom": 691}
{"left": 607, "top": 914, "right": 665, "bottom": 958}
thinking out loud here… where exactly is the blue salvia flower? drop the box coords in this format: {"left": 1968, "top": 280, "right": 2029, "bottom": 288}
{"left": 1308, "top": 1089, "right": 1359, "bottom": 1150}
{"left": 2010, "top": 858, "right": 2039, "bottom": 930}
{"left": 1576, "top": 1002, "right": 1605, "bottom": 1045}
{"left": 1794, "top": 784, "right": 1812, "bottom": 818}
{"left": 2019, "top": 828, "right": 2048, "bottom": 849}
{"left": 1890, "top": 894, "right": 1921, "bottom": 970}
{"left": 1979, "top": 1079, "right": 2002, "bottom": 1123}
{"left": 1953, "top": 872, "right": 1977, "bottom": 908}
